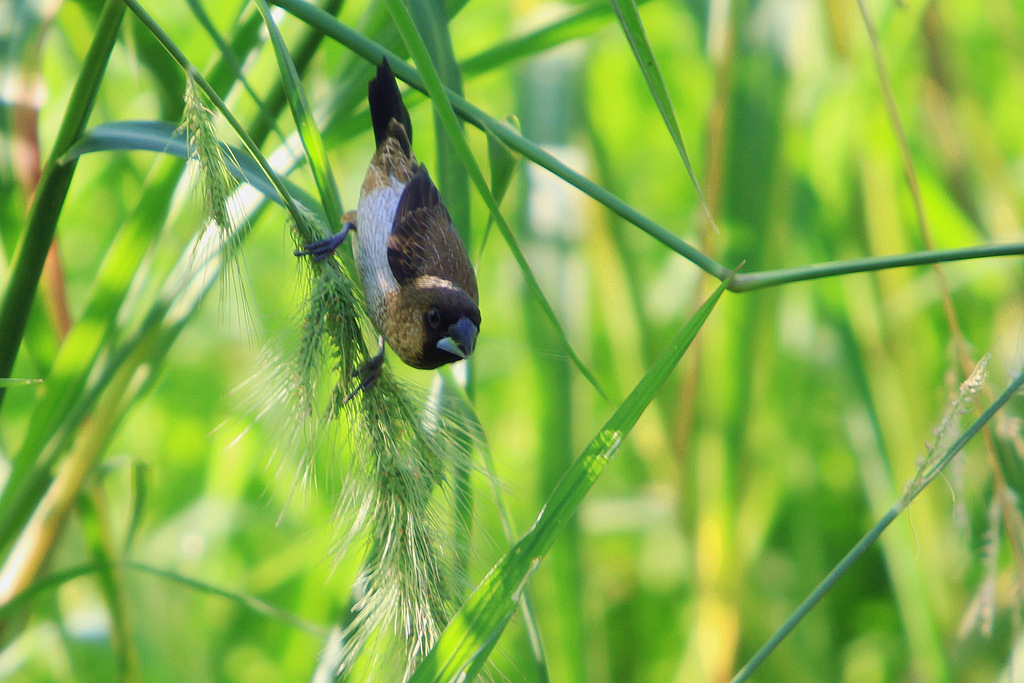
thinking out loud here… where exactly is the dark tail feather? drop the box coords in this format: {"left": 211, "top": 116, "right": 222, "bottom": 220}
{"left": 368, "top": 58, "right": 412, "bottom": 155}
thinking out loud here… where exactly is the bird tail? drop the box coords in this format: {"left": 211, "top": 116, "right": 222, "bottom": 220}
{"left": 368, "top": 58, "right": 413, "bottom": 156}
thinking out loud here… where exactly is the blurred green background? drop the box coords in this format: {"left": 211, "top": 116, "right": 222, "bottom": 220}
{"left": 2, "top": 0, "right": 1024, "bottom": 681}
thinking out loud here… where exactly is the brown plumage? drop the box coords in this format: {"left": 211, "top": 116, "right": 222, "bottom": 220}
{"left": 295, "top": 58, "right": 480, "bottom": 373}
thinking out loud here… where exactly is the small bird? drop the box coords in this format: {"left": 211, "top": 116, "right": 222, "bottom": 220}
{"left": 296, "top": 58, "right": 481, "bottom": 387}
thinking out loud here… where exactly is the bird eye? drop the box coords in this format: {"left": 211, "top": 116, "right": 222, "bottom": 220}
{"left": 427, "top": 307, "right": 441, "bottom": 328}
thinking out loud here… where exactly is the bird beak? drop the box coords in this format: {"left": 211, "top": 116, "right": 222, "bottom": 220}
{"left": 437, "top": 316, "right": 478, "bottom": 359}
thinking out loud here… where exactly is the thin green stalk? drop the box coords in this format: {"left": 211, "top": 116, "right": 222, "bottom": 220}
{"left": 609, "top": 0, "right": 715, "bottom": 229}
{"left": 0, "top": 0, "right": 125, "bottom": 411}
{"left": 730, "top": 367, "right": 1024, "bottom": 683}
{"left": 0, "top": 144, "right": 263, "bottom": 548}
{"left": 410, "top": 273, "right": 733, "bottom": 682}
{"left": 834, "top": 317, "right": 948, "bottom": 680}
{"left": 253, "top": 0, "right": 344, "bottom": 231}
{"left": 247, "top": 0, "right": 345, "bottom": 147}
{"left": 406, "top": 0, "right": 476, "bottom": 600}
{"left": 460, "top": 0, "right": 654, "bottom": 78}
{"left": 0, "top": 559, "right": 324, "bottom": 635}
{"left": 386, "top": 0, "right": 607, "bottom": 399}
{"left": 272, "top": 0, "right": 1021, "bottom": 296}
{"left": 0, "top": 155, "right": 183, "bottom": 548}
{"left": 200, "top": 3, "right": 266, "bottom": 96}
{"left": 123, "top": 561, "right": 328, "bottom": 636}
{"left": 122, "top": 0, "right": 312, "bottom": 239}
{"left": 0, "top": 379, "right": 41, "bottom": 387}
{"left": 271, "top": 0, "right": 724, "bottom": 278}
{"left": 186, "top": 0, "right": 266, "bottom": 117}
{"left": 438, "top": 367, "right": 551, "bottom": 682}
{"left": 408, "top": 0, "right": 468, "bottom": 240}
{"left": 855, "top": 0, "right": 933, "bottom": 246}
{"left": 64, "top": 122, "right": 1024, "bottom": 303}
{"left": 729, "top": 242, "right": 1024, "bottom": 291}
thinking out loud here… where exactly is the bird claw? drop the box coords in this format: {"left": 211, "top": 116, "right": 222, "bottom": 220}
{"left": 342, "top": 337, "right": 386, "bottom": 405}
{"left": 294, "top": 222, "right": 354, "bottom": 262}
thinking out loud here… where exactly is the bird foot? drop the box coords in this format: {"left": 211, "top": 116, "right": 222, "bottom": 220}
{"left": 294, "top": 222, "right": 354, "bottom": 262}
{"left": 342, "top": 337, "right": 386, "bottom": 404}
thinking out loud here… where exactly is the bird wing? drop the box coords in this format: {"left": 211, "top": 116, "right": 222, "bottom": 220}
{"left": 388, "top": 166, "right": 478, "bottom": 301}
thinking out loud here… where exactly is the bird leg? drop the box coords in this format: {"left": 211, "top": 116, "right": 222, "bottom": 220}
{"left": 342, "top": 336, "right": 386, "bottom": 404}
{"left": 294, "top": 214, "right": 356, "bottom": 262}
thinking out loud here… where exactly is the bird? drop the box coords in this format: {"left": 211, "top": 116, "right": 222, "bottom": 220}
{"left": 296, "top": 58, "right": 481, "bottom": 392}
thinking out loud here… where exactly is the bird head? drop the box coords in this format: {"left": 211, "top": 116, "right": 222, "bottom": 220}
{"left": 386, "top": 282, "right": 481, "bottom": 370}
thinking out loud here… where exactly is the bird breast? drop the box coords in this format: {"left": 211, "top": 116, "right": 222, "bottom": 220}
{"left": 354, "top": 173, "right": 404, "bottom": 328}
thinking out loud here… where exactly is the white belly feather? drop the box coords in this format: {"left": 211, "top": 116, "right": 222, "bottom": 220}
{"left": 354, "top": 177, "right": 404, "bottom": 329}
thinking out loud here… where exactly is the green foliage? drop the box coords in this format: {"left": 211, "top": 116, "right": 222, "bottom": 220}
{"left": 1, "top": 0, "right": 1023, "bottom": 681}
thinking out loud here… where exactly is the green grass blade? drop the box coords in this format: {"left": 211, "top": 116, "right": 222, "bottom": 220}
{"left": 410, "top": 272, "right": 734, "bottom": 682}
{"left": 273, "top": 0, "right": 1024, "bottom": 293}
{"left": 477, "top": 115, "right": 520, "bottom": 259}
{"left": 608, "top": 0, "right": 715, "bottom": 230}
{"left": 731, "top": 364, "right": 1024, "bottom": 683}
{"left": 124, "top": 561, "right": 328, "bottom": 636}
{"left": 384, "top": 0, "right": 608, "bottom": 399}
{"left": 0, "top": 131, "right": 277, "bottom": 546}
{"left": 79, "top": 488, "right": 140, "bottom": 681}
{"left": 486, "top": 116, "right": 519, "bottom": 206}
{"left": 194, "top": 2, "right": 266, "bottom": 97}
{"left": 0, "top": 0, "right": 125, "bottom": 410}
{"left": 254, "top": 0, "right": 345, "bottom": 228}
{"left": 0, "top": 156, "right": 183, "bottom": 547}
{"left": 0, "top": 378, "right": 42, "bottom": 387}
{"left": 407, "top": 0, "right": 470, "bottom": 243}
{"left": 57, "top": 119, "right": 187, "bottom": 157}
{"left": 62, "top": 121, "right": 324, "bottom": 221}
{"left": 122, "top": 0, "right": 314, "bottom": 240}
{"left": 438, "top": 366, "right": 552, "bottom": 681}
{"left": 0, "top": 564, "right": 97, "bottom": 619}
{"left": 247, "top": 0, "right": 345, "bottom": 147}
{"left": 460, "top": 0, "right": 652, "bottom": 77}
{"left": 185, "top": 0, "right": 262, "bottom": 102}
{"left": 271, "top": 0, "right": 727, "bottom": 280}
{"left": 0, "top": 561, "right": 326, "bottom": 636}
